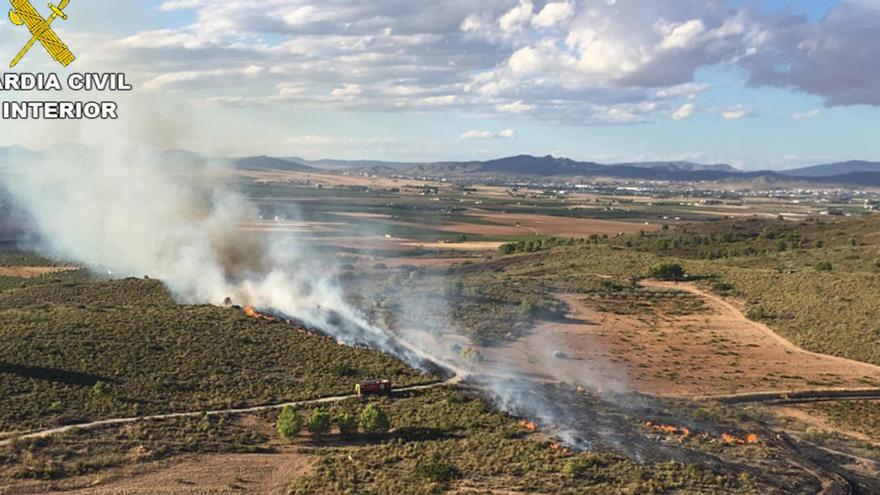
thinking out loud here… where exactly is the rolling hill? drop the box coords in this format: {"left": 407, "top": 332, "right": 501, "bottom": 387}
{"left": 780, "top": 160, "right": 880, "bottom": 178}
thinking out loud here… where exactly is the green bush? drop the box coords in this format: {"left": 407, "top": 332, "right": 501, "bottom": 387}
{"left": 415, "top": 454, "right": 460, "bottom": 483}
{"left": 91, "top": 381, "right": 110, "bottom": 398}
{"left": 815, "top": 261, "right": 833, "bottom": 271}
{"left": 359, "top": 403, "right": 390, "bottom": 434}
{"left": 562, "top": 460, "right": 582, "bottom": 478}
{"left": 648, "top": 262, "right": 685, "bottom": 281}
{"left": 307, "top": 409, "right": 331, "bottom": 436}
{"left": 276, "top": 406, "right": 303, "bottom": 440}
{"left": 335, "top": 412, "right": 358, "bottom": 435}
{"left": 747, "top": 305, "right": 765, "bottom": 321}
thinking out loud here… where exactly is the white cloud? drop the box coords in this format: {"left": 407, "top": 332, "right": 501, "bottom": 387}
{"left": 331, "top": 84, "right": 362, "bottom": 98}
{"left": 721, "top": 105, "right": 751, "bottom": 120}
{"left": 656, "top": 82, "right": 710, "bottom": 99}
{"left": 793, "top": 109, "right": 821, "bottom": 120}
{"left": 460, "top": 14, "right": 485, "bottom": 33}
{"left": 499, "top": 0, "right": 534, "bottom": 33}
{"left": 496, "top": 100, "right": 533, "bottom": 114}
{"left": 672, "top": 103, "right": 695, "bottom": 120}
{"left": 460, "top": 129, "right": 517, "bottom": 140}
{"left": 532, "top": 2, "right": 574, "bottom": 28}
{"left": 60, "top": 0, "right": 880, "bottom": 134}
{"left": 657, "top": 19, "right": 706, "bottom": 51}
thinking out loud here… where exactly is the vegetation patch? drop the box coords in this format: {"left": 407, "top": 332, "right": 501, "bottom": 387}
{"left": 0, "top": 277, "right": 434, "bottom": 432}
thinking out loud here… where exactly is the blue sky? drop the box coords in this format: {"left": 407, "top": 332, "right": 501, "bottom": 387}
{"left": 0, "top": 0, "right": 878, "bottom": 170}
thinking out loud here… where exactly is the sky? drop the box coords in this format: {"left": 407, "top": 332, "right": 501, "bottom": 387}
{"left": 0, "top": 0, "right": 878, "bottom": 170}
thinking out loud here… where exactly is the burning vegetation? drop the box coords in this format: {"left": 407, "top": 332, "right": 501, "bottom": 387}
{"left": 643, "top": 421, "right": 758, "bottom": 446}
{"left": 518, "top": 420, "right": 539, "bottom": 431}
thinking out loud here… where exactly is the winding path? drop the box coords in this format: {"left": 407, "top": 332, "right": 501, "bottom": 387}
{"left": 646, "top": 281, "right": 880, "bottom": 373}
{"left": 0, "top": 380, "right": 451, "bottom": 447}
{"left": 643, "top": 280, "right": 880, "bottom": 405}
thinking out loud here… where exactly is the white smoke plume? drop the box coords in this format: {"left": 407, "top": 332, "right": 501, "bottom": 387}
{"left": 0, "top": 141, "right": 423, "bottom": 366}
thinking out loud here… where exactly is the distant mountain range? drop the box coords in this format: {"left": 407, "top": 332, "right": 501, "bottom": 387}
{"left": 778, "top": 160, "right": 880, "bottom": 178}
{"left": 244, "top": 153, "right": 880, "bottom": 186}
{"left": 1, "top": 146, "right": 879, "bottom": 187}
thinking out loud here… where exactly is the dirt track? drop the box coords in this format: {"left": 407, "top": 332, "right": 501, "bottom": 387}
{"left": 645, "top": 280, "right": 880, "bottom": 377}
{"left": 0, "top": 380, "right": 450, "bottom": 447}
{"left": 479, "top": 281, "right": 880, "bottom": 398}
{"left": 698, "top": 388, "right": 880, "bottom": 405}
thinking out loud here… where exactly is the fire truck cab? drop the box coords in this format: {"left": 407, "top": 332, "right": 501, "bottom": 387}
{"left": 355, "top": 379, "right": 393, "bottom": 396}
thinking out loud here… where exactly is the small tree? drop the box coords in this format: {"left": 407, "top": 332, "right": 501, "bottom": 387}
{"left": 276, "top": 406, "right": 303, "bottom": 440}
{"left": 649, "top": 262, "right": 685, "bottom": 281}
{"left": 307, "top": 409, "right": 331, "bottom": 436}
{"left": 562, "top": 460, "right": 583, "bottom": 478}
{"left": 359, "top": 403, "right": 390, "bottom": 434}
{"left": 335, "top": 412, "right": 358, "bottom": 435}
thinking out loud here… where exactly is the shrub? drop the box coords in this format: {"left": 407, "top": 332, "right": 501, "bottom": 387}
{"left": 330, "top": 364, "right": 357, "bottom": 377}
{"left": 359, "top": 403, "right": 390, "bottom": 434}
{"left": 459, "top": 347, "right": 484, "bottom": 363}
{"left": 335, "top": 412, "right": 358, "bottom": 435}
{"left": 815, "top": 261, "right": 833, "bottom": 272}
{"left": 747, "top": 305, "right": 765, "bottom": 321}
{"left": 562, "top": 460, "right": 583, "bottom": 478}
{"left": 276, "top": 406, "right": 303, "bottom": 440}
{"left": 91, "top": 381, "right": 110, "bottom": 397}
{"left": 499, "top": 244, "right": 515, "bottom": 255}
{"left": 415, "top": 454, "right": 460, "bottom": 482}
{"left": 307, "top": 409, "right": 331, "bottom": 436}
{"left": 649, "top": 262, "right": 685, "bottom": 281}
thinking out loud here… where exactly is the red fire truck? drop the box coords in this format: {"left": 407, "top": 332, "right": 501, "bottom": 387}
{"left": 355, "top": 379, "right": 393, "bottom": 396}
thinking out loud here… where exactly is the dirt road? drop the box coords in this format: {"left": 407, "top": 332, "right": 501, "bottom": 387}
{"left": 644, "top": 280, "right": 880, "bottom": 378}
{"left": 0, "top": 380, "right": 449, "bottom": 447}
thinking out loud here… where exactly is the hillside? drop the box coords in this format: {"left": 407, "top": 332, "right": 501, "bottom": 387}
{"left": 782, "top": 160, "right": 880, "bottom": 177}
{"left": 485, "top": 215, "right": 880, "bottom": 367}
{"left": 234, "top": 155, "right": 318, "bottom": 173}
{"left": 0, "top": 267, "right": 433, "bottom": 432}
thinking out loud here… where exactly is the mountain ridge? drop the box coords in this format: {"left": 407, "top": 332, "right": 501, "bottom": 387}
{"left": 0, "top": 146, "right": 878, "bottom": 186}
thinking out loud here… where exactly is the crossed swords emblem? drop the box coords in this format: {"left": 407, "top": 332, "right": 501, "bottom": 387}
{"left": 7, "top": 0, "right": 75, "bottom": 68}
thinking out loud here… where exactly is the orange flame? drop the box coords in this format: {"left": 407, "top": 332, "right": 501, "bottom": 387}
{"left": 243, "top": 306, "right": 277, "bottom": 322}
{"left": 519, "top": 420, "right": 538, "bottom": 431}
{"left": 721, "top": 433, "right": 758, "bottom": 445}
{"left": 645, "top": 421, "right": 688, "bottom": 437}
{"left": 645, "top": 420, "right": 756, "bottom": 446}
